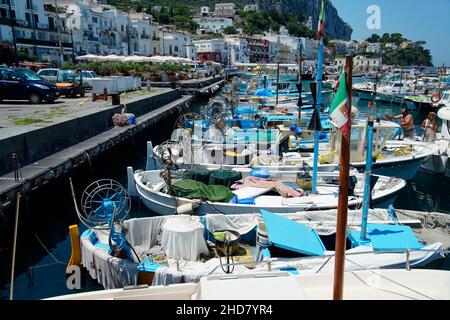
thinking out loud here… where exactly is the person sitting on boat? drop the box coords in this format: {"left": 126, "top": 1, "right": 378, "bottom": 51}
{"left": 392, "top": 108, "right": 416, "bottom": 140}
{"left": 421, "top": 112, "right": 438, "bottom": 142}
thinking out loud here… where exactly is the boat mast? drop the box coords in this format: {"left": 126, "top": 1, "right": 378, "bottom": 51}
{"left": 276, "top": 35, "right": 280, "bottom": 105}
{"left": 311, "top": 37, "right": 324, "bottom": 193}
{"left": 297, "top": 38, "right": 303, "bottom": 121}
{"left": 333, "top": 55, "right": 353, "bottom": 300}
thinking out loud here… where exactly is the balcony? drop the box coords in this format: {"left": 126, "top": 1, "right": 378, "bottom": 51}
{"left": 152, "top": 36, "right": 160, "bottom": 41}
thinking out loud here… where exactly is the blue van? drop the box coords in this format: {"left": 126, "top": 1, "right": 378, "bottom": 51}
{"left": 0, "top": 67, "right": 60, "bottom": 104}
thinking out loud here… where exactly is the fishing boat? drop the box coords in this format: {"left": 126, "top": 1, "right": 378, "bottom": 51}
{"left": 354, "top": 80, "right": 413, "bottom": 105}
{"left": 48, "top": 268, "right": 450, "bottom": 300}
{"left": 62, "top": 178, "right": 448, "bottom": 291}
{"left": 153, "top": 118, "right": 437, "bottom": 180}
{"left": 128, "top": 166, "right": 406, "bottom": 215}
{"left": 421, "top": 105, "right": 450, "bottom": 178}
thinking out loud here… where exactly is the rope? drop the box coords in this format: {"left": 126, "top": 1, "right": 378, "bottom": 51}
{"left": 34, "top": 234, "right": 67, "bottom": 265}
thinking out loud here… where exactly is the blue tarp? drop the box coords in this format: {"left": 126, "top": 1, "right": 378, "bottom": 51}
{"left": 261, "top": 210, "right": 326, "bottom": 256}
{"left": 348, "top": 224, "right": 425, "bottom": 251}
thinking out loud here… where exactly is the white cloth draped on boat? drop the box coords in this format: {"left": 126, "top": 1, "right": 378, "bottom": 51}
{"left": 161, "top": 217, "right": 209, "bottom": 261}
{"left": 152, "top": 258, "right": 253, "bottom": 286}
{"left": 124, "top": 216, "right": 167, "bottom": 259}
{"left": 152, "top": 267, "right": 183, "bottom": 286}
{"left": 80, "top": 236, "right": 139, "bottom": 289}
{"left": 204, "top": 214, "right": 260, "bottom": 235}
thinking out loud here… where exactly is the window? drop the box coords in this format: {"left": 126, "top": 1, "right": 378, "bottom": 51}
{"left": 0, "top": 70, "right": 20, "bottom": 81}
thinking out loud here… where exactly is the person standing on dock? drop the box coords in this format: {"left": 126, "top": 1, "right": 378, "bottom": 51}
{"left": 421, "top": 112, "right": 438, "bottom": 142}
{"left": 392, "top": 108, "right": 416, "bottom": 140}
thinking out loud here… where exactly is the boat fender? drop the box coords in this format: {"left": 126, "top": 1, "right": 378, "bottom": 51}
{"left": 431, "top": 93, "right": 441, "bottom": 103}
{"left": 238, "top": 197, "right": 256, "bottom": 205}
{"left": 296, "top": 127, "right": 303, "bottom": 136}
{"left": 176, "top": 201, "right": 201, "bottom": 215}
{"left": 250, "top": 167, "right": 270, "bottom": 179}
{"left": 290, "top": 123, "right": 298, "bottom": 131}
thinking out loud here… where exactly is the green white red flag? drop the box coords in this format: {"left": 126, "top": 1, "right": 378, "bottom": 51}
{"left": 317, "top": 0, "right": 325, "bottom": 41}
{"left": 329, "top": 72, "right": 350, "bottom": 140}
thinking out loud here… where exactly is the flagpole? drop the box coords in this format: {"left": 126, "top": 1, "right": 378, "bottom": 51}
{"left": 311, "top": 39, "right": 324, "bottom": 194}
{"left": 333, "top": 55, "right": 353, "bottom": 300}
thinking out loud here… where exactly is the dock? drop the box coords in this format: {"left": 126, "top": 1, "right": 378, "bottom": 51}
{"left": 151, "top": 75, "right": 225, "bottom": 95}
{"left": 0, "top": 88, "right": 194, "bottom": 208}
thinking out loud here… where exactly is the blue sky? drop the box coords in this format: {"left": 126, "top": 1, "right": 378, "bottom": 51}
{"left": 331, "top": 0, "right": 450, "bottom": 66}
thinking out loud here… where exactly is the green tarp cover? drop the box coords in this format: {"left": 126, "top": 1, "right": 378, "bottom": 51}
{"left": 186, "top": 168, "right": 243, "bottom": 188}
{"left": 186, "top": 167, "right": 211, "bottom": 184}
{"left": 172, "top": 179, "right": 234, "bottom": 203}
{"left": 209, "top": 170, "right": 242, "bottom": 187}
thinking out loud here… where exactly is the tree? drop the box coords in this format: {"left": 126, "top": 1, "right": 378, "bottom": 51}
{"left": 367, "top": 34, "right": 381, "bottom": 43}
{"left": 223, "top": 26, "right": 237, "bottom": 35}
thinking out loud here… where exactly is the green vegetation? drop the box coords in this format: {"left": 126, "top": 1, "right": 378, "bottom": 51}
{"left": 107, "top": 1, "right": 198, "bottom": 33}
{"left": 237, "top": 9, "right": 316, "bottom": 39}
{"left": 223, "top": 26, "right": 238, "bottom": 35}
{"left": 366, "top": 33, "right": 433, "bottom": 66}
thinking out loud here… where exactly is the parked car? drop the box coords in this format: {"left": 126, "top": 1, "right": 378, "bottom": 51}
{"left": 38, "top": 68, "right": 93, "bottom": 90}
{"left": 0, "top": 67, "right": 60, "bottom": 104}
{"left": 81, "top": 70, "right": 101, "bottom": 89}
{"left": 36, "top": 68, "right": 59, "bottom": 83}
{"left": 55, "top": 69, "right": 85, "bottom": 97}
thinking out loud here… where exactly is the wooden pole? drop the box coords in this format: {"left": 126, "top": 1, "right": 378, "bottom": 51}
{"left": 10, "top": 192, "right": 21, "bottom": 300}
{"left": 333, "top": 55, "right": 353, "bottom": 300}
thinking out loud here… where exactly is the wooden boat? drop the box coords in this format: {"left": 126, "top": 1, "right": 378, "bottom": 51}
{"left": 61, "top": 208, "right": 448, "bottom": 291}
{"left": 128, "top": 167, "right": 406, "bottom": 215}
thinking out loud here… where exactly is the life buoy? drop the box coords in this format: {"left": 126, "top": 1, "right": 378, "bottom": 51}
{"left": 431, "top": 93, "right": 441, "bottom": 103}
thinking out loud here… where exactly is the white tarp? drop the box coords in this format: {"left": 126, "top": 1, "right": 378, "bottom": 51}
{"left": 204, "top": 214, "right": 260, "bottom": 235}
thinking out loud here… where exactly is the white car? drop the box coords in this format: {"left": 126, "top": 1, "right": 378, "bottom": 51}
{"left": 81, "top": 70, "right": 101, "bottom": 89}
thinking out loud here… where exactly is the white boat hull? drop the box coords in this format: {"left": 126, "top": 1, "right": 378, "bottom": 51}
{"left": 134, "top": 171, "right": 405, "bottom": 216}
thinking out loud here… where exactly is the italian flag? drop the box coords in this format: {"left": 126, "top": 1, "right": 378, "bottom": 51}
{"left": 317, "top": 0, "right": 325, "bottom": 41}
{"left": 329, "top": 72, "right": 350, "bottom": 140}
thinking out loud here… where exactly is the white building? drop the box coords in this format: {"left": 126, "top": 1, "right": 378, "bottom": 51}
{"left": 160, "top": 28, "right": 194, "bottom": 59}
{"left": 193, "top": 16, "right": 233, "bottom": 35}
{"left": 224, "top": 35, "right": 249, "bottom": 65}
{"left": 0, "top": 0, "right": 74, "bottom": 62}
{"left": 193, "top": 38, "right": 226, "bottom": 63}
{"left": 213, "top": 3, "right": 235, "bottom": 18}
{"left": 335, "top": 55, "right": 382, "bottom": 73}
{"left": 200, "top": 6, "right": 210, "bottom": 16}
{"left": 366, "top": 42, "right": 381, "bottom": 54}
{"left": 243, "top": 4, "right": 258, "bottom": 12}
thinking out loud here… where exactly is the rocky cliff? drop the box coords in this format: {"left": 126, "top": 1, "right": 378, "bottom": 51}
{"left": 255, "top": 0, "right": 353, "bottom": 40}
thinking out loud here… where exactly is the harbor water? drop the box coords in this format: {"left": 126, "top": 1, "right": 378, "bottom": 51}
{"left": 1, "top": 89, "right": 449, "bottom": 300}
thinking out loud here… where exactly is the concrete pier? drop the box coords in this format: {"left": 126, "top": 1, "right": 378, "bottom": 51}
{"left": 151, "top": 75, "right": 225, "bottom": 95}
{"left": 0, "top": 88, "right": 194, "bottom": 207}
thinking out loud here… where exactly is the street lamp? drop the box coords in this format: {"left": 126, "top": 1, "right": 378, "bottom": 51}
{"left": 54, "top": 0, "right": 64, "bottom": 67}
{"left": 66, "top": 12, "right": 75, "bottom": 63}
